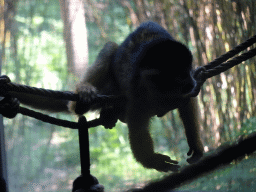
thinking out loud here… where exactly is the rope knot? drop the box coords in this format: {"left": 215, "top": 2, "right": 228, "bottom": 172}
{"left": 0, "top": 96, "right": 20, "bottom": 118}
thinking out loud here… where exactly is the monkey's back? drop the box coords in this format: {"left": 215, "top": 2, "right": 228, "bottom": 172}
{"left": 112, "top": 21, "right": 191, "bottom": 95}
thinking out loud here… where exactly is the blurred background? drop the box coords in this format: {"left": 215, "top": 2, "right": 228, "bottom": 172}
{"left": 1, "top": 0, "right": 256, "bottom": 191}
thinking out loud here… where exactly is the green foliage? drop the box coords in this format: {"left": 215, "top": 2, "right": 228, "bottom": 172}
{"left": 58, "top": 129, "right": 80, "bottom": 168}
{"left": 4, "top": 0, "right": 65, "bottom": 90}
{"left": 86, "top": 1, "right": 131, "bottom": 66}
{"left": 237, "top": 117, "right": 256, "bottom": 137}
{"left": 177, "top": 153, "right": 256, "bottom": 191}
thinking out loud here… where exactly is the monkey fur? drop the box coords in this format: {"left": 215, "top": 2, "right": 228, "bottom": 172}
{"left": 6, "top": 21, "right": 204, "bottom": 172}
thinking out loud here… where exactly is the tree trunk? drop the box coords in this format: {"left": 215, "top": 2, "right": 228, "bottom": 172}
{"left": 59, "top": 0, "right": 88, "bottom": 79}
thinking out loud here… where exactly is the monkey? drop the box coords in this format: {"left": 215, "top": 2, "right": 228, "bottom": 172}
{"left": 2, "top": 21, "right": 204, "bottom": 172}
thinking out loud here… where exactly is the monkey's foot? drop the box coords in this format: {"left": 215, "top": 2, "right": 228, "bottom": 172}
{"left": 100, "top": 107, "right": 119, "bottom": 129}
{"left": 75, "top": 85, "right": 99, "bottom": 115}
{"left": 142, "top": 153, "right": 180, "bottom": 172}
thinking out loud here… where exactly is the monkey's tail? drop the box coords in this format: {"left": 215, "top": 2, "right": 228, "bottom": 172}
{"left": 9, "top": 92, "right": 69, "bottom": 113}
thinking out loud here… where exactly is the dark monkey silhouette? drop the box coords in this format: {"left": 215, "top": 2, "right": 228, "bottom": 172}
{"left": 7, "top": 21, "right": 203, "bottom": 172}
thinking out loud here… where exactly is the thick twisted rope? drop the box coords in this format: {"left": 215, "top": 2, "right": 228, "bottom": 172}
{"left": 0, "top": 75, "right": 119, "bottom": 129}
{"left": 185, "top": 35, "right": 256, "bottom": 98}
{"left": 205, "top": 35, "right": 256, "bottom": 70}
{"left": 0, "top": 75, "right": 77, "bottom": 101}
{"left": 0, "top": 75, "right": 117, "bottom": 105}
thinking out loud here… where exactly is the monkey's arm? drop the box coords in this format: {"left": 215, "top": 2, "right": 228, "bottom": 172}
{"left": 178, "top": 97, "right": 204, "bottom": 163}
{"left": 127, "top": 99, "right": 180, "bottom": 172}
{"left": 8, "top": 91, "right": 69, "bottom": 113}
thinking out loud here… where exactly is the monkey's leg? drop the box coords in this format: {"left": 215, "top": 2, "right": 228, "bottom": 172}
{"left": 178, "top": 97, "right": 204, "bottom": 164}
{"left": 127, "top": 100, "right": 179, "bottom": 172}
{"left": 68, "top": 42, "right": 119, "bottom": 115}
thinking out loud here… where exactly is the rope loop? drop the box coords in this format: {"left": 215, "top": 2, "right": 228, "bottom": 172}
{"left": 183, "top": 35, "right": 256, "bottom": 98}
{"left": 193, "top": 66, "right": 207, "bottom": 82}
{"left": 182, "top": 67, "right": 207, "bottom": 98}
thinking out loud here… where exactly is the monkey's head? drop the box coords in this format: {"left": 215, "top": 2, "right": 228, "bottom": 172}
{"left": 114, "top": 21, "right": 196, "bottom": 111}
{"left": 123, "top": 22, "right": 196, "bottom": 99}
{"left": 139, "top": 40, "right": 195, "bottom": 100}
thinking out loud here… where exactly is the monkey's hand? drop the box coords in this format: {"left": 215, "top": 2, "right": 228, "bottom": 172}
{"left": 141, "top": 153, "right": 180, "bottom": 172}
{"left": 69, "top": 83, "right": 98, "bottom": 115}
{"left": 186, "top": 142, "right": 204, "bottom": 164}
